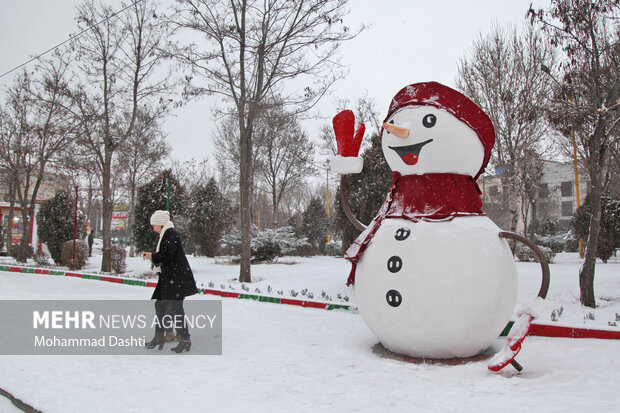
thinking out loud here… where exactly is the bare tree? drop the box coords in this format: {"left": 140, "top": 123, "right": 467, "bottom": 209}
{"left": 0, "top": 102, "right": 21, "bottom": 250}
{"left": 171, "top": 157, "right": 213, "bottom": 195}
{"left": 70, "top": 0, "right": 174, "bottom": 271}
{"left": 279, "top": 180, "right": 315, "bottom": 220}
{"left": 530, "top": 0, "right": 620, "bottom": 307}
{"left": 0, "top": 52, "right": 75, "bottom": 260}
{"left": 609, "top": 144, "right": 620, "bottom": 197}
{"left": 254, "top": 106, "right": 315, "bottom": 227}
{"left": 213, "top": 112, "right": 269, "bottom": 215}
{"left": 117, "top": 109, "right": 170, "bottom": 256}
{"left": 456, "top": 24, "right": 556, "bottom": 233}
{"left": 214, "top": 115, "right": 248, "bottom": 195}
{"left": 520, "top": 149, "right": 545, "bottom": 239}
{"left": 170, "top": 0, "right": 360, "bottom": 282}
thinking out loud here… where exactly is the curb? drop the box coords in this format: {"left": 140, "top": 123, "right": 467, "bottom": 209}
{"left": 0, "top": 386, "right": 42, "bottom": 413}
{"left": 0, "top": 264, "right": 158, "bottom": 288}
{"left": 2, "top": 264, "right": 619, "bottom": 340}
{"left": 203, "top": 288, "right": 352, "bottom": 310}
{"left": 0, "top": 265, "right": 352, "bottom": 312}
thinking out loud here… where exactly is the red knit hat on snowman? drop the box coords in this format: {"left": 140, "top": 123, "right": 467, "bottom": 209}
{"left": 384, "top": 81, "right": 495, "bottom": 179}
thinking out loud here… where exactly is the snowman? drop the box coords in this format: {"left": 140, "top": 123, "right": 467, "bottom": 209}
{"left": 330, "top": 82, "right": 549, "bottom": 372}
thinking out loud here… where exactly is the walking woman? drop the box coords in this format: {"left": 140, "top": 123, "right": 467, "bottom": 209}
{"left": 143, "top": 210, "right": 197, "bottom": 353}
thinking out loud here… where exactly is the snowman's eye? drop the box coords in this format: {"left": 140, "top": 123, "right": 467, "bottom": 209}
{"left": 385, "top": 119, "right": 395, "bottom": 134}
{"left": 422, "top": 114, "right": 436, "bottom": 128}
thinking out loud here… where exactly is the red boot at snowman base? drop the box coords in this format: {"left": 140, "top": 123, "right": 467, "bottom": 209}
{"left": 331, "top": 82, "right": 550, "bottom": 373}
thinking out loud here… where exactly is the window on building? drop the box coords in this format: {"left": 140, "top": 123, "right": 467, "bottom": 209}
{"left": 489, "top": 186, "right": 499, "bottom": 196}
{"left": 538, "top": 183, "right": 549, "bottom": 198}
{"left": 562, "top": 201, "right": 573, "bottom": 217}
{"left": 537, "top": 201, "right": 549, "bottom": 218}
{"left": 561, "top": 181, "right": 573, "bottom": 197}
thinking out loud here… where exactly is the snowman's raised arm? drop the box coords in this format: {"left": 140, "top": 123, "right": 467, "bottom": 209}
{"left": 330, "top": 110, "right": 365, "bottom": 174}
{"left": 329, "top": 110, "right": 368, "bottom": 231}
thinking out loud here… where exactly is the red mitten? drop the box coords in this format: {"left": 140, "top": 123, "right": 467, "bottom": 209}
{"left": 333, "top": 110, "right": 365, "bottom": 157}
{"left": 330, "top": 110, "right": 365, "bottom": 174}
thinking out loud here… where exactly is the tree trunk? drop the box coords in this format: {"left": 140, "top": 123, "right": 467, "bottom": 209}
{"left": 529, "top": 200, "right": 537, "bottom": 240}
{"left": 19, "top": 209, "right": 30, "bottom": 250}
{"left": 20, "top": 169, "right": 44, "bottom": 257}
{"left": 17, "top": 183, "right": 33, "bottom": 263}
{"left": 6, "top": 182, "right": 15, "bottom": 251}
{"left": 271, "top": 184, "right": 278, "bottom": 229}
{"left": 508, "top": 188, "right": 520, "bottom": 234}
{"left": 101, "top": 150, "right": 113, "bottom": 273}
{"left": 579, "top": 148, "right": 605, "bottom": 308}
{"left": 128, "top": 182, "right": 136, "bottom": 257}
{"left": 579, "top": 186, "right": 601, "bottom": 308}
{"left": 86, "top": 182, "right": 94, "bottom": 234}
{"left": 239, "top": 128, "right": 252, "bottom": 283}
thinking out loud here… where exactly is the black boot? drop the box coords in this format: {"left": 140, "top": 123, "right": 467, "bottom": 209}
{"left": 171, "top": 338, "right": 191, "bottom": 353}
{"left": 145, "top": 331, "right": 165, "bottom": 350}
{"left": 164, "top": 331, "right": 176, "bottom": 342}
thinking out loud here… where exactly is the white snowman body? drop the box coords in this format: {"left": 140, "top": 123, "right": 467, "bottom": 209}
{"left": 354, "top": 216, "right": 517, "bottom": 358}
{"left": 352, "top": 97, "right": 518, "bottom": 358}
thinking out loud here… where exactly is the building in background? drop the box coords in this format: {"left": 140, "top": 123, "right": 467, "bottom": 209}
{"left": 533, "top": 161, "right": 588, "bottom": 230}
{"left": 479, "top": 160, "right": 587, "bottom": 233}
{"left": 0, "top": 171, "right": 71, "bottom": 251}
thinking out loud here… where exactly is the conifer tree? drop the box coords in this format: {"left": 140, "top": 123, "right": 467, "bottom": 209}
{"left": 302, "top": 197, "right": 329, "bottom": 254}
{"left": 37, "top": 190, "right": 87, "bottom": 264}
{"left": 573, "top": 194, "right": 620, "bottom": 263}
{"left": 189, "top": 178, "right": 235, "bottom": 256}
{"left": 133, "top": 170, "right": 188, "bottom": 253}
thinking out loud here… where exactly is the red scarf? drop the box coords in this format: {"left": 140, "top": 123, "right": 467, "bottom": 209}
{"left": 345, "top": 172, "right": 484, "bottom": 285}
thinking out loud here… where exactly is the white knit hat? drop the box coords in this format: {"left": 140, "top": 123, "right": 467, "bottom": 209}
{"left": 150, "top": 210, "right": 170, "bottom": 226}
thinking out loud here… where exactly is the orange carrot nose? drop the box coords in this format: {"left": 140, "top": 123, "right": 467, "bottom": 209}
{"left": 382, "top": 123, "right": 410, "bottom": 139}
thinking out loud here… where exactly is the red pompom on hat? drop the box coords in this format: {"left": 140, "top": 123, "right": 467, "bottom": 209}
{"left": 384, "top": 82, "right": 495, "bottom": 179}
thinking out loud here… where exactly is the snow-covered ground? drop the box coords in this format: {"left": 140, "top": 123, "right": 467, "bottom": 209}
{"left": 0, "top": 252, "right": 619, "bottom": 412}
{"left": 71, "top": 250, "right": 620, "bottom": 329}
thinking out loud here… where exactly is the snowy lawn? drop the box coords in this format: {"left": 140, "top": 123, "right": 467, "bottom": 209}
{"left": 0, "top": 252, "right": 619, "bottom": 412}
{"left": 16, "top": 250, "right": 618, "bottom": 329}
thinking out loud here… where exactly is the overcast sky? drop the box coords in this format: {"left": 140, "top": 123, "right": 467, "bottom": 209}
{"left": 0, "top": 0, "right": 549, "bottom": 166}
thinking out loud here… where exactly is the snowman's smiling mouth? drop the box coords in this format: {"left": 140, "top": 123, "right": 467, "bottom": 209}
{"left": 389, "top": 139, "right": 433, "bottom": 165}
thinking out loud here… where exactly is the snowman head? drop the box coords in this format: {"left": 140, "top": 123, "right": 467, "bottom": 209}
{"left": 381, "top": 82, "right": 495, "bottom": 179}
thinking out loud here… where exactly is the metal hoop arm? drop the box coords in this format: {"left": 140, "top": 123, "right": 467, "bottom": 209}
{"left": 498, "top": 231, "right": 550, "bottom": 299}
{"left": 488, "top": 231, "right": 551, "bottom": 373}
{"left": 340, "top": 175, "right": 367, "bottom": 232}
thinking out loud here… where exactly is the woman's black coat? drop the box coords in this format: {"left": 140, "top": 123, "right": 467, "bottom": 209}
{"left": 151, "top": 227, "right": 197, "bottom": 300}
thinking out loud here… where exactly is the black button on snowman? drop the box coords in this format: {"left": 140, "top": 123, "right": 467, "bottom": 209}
{"left": 394, "top": 227, "right": 410, "bottom": 241}
{"left": 386, "top": 290, "right": 402, "bottom": 307}
{"left": 330, "top": 82, "right": 548, "bottom": 366}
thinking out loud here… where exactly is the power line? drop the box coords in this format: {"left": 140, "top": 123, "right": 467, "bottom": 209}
{"left": 0, "top": 0, "right": 144, "bottom": 80}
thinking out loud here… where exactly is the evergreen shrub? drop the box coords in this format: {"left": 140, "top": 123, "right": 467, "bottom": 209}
{"left": 110, "top": 245, "right": 127, "bottom": 274}
{"left": 61, "top": 240, "right": 88, "bottom": 270}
